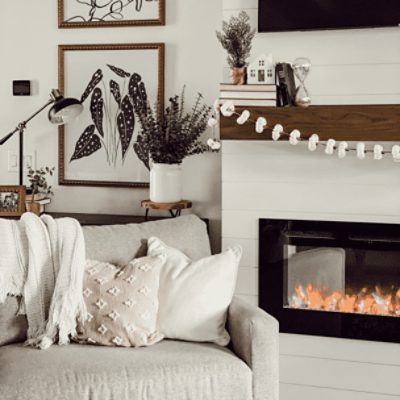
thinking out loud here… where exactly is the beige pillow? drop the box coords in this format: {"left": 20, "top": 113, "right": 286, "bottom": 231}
{"left": 76, "top": 255, "right": 164, "bottom": 347}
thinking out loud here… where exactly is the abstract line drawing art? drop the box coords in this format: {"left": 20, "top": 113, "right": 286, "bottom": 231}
{"left": 58, "top": 0, "right": 165, "bottom": 28}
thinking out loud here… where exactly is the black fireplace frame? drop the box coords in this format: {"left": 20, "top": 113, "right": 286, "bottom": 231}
{"left": 259, "top": 218, "right": 400, "bottom": 343}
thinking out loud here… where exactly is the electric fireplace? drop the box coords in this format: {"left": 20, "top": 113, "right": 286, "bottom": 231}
{"left": 259, "top": 219, "right": 400, "bottom": 343}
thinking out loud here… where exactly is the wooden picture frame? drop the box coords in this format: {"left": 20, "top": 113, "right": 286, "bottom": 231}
{"left": 58, "top": 0, "right": 165, "bottom": 28}
{"left": 0, "top": 186, "right": 26, "bottom": 217}
{"left": 58, "top": 43, "right": 165, "bottom": 188}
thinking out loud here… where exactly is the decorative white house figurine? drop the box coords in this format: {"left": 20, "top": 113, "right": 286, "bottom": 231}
{"left": 247, "top": 54, "right": 275, "bottom": 85}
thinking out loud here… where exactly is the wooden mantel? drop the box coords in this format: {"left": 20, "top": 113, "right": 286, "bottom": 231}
{"left": 220, "top": 105, "right": 400, "bottom": 141}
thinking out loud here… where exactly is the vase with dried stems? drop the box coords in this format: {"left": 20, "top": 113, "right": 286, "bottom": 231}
{"left": 216, "top": 11, "right": 256, "bottom": 85}
{"left": 134, "top": 88, "right": 212, "bottom": 202}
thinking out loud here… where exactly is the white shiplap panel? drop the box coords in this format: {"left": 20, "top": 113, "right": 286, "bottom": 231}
{"left": 280, "top": 355, "right": 400, "bottom": 396}
{"left": 280, "top": 334, "right": 400, "bottom": 367}
{"left": 235, "top": 293, "right": 258, "bottom": 307}
{"left": 222, "top": 209, "right": 400, "bottom": 239}
{"left": 223, "top": 0, "right": 257, "bottom": 10}
{"left": 222, "top": 237, "right": 258, "bottom": 267}
{"left": 222, "top": 152, "right": 400, "bottom": 186}
{"left": 222, "top": 181, "right": 400, "bottom": 216}
{"left": 281, "top": 383, "right": 398, "bottom": 400}
{"left": 309, "top": 64, "right": 400, "bottom": 96}
{"left": 235, "top": 266, "right": 258, "bottom": 295}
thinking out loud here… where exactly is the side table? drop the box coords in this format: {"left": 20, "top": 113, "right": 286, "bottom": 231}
{"left": 141, "top": 200, "right": 192, "bottom": 220}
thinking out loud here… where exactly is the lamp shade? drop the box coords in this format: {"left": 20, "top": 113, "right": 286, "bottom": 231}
{"left": 48, "top": 90, "right": 83, "bottom": 125}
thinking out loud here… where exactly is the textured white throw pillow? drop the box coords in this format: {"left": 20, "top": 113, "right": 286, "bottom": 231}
{"left": 147, "top": 237, "right": 242, "bottom": 346}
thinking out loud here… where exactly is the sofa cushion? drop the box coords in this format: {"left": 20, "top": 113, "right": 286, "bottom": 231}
{"left": 0, "top": 341, "right": 252, "bottom": 400}
{"left": 76, "top": 256, "right": 164, "bottom": 348}
{"left": 83, "top": 215, "right": 211, "bottom": 266}
{"left": 0, "top": 296, "right": 27, "bottom": 346}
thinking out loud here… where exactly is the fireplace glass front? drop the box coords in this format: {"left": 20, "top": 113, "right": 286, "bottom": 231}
{"left": 259, "top": 219, "right": 400, "bottom": 343}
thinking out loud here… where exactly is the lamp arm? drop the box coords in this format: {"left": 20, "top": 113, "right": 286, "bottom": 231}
{"left": 0, "top": 97, "right": 55, "bottom": 146}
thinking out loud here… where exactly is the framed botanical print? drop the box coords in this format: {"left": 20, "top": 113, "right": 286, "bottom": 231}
{"left": 0, "top": 186, "right": 25, "bottom": 217}
{"left": 58, "top": 43, "right": 164, "bottom": 187}
{"left": 58, "top": 0, "right": 165, "bottom": 28}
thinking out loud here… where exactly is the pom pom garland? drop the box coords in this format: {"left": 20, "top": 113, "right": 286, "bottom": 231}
{"left": 213, "top": 100, "right": 221, "bottom": 114}
{"left": 308, "top": 134, "right": 319, "bottom": 151}
{"left": 325, "top": 139, "right": 336, "bottom": 155}
{"left": 357, "top": 142, "right": 366, "bottom": 160}
{"left": 272, "top": 124, "right": 283, "bottom": 141}
{"left": 216, "top": 102, "right": 399, "bottom": 162}
{"left": 256, "top": 117, "right": 267, "bottom": 134}
{"left": 338, "top": 141, "right": 348, "bottom": 159}
{"left": 207, "top": 117, "right": 218, "bottom": 128}
{"left": 289, "top": 129, "right": 301, "bottom": 145}
{"left": 220, "top": 100, "right": 235, "bottom": 117}
{"left": 237, "top": 110, "right": 250, "bottom": 125}
{"left": 207, "top": 138, "right": 221, "bottom": 151}
{"left": 392, "top": 145, "right": 400, "bottom": 162}
{"left": 374, "top": 144, "right": 383, "bottom": 161}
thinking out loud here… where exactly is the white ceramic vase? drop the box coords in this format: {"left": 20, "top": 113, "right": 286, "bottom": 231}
{"left": 150, "top": 163, "right": 182, "bottom": 203}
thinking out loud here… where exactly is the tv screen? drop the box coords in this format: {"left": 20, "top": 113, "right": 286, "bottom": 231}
{"left": 259, "top": 0, "right": 400, "bottom": 32}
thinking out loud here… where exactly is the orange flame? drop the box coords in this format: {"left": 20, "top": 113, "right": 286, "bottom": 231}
{"left": 288, "top": 284, "right": 400, "bottom": 317}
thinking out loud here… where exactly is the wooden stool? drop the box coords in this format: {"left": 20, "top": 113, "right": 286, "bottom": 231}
{"left": 141, "top": 200, "right": 192, "bottom": 220}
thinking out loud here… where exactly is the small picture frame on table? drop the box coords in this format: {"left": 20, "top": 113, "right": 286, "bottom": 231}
{"left": 0, "top": 186, "right": 26, "bottom": 217}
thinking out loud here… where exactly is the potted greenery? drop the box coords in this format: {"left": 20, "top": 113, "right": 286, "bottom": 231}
{"left": 134, "top": 89, "right": 211, "bottom": 203}
{"left": 216, "top": 11, "right": 256, "bottom": 85}
{"left": 26, "top": 166, "right": 55, "bottom": 215}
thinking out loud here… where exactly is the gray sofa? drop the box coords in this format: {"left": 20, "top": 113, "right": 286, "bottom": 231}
{"left": 0, "top": 215, "right": 279, "bottom": 400}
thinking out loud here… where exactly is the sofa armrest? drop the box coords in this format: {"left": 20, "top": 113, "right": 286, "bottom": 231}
{"left": 227, "top": 296, "right": 279, "bottom": 400}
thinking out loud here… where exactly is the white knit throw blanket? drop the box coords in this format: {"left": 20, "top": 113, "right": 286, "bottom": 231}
{"left": 0, "top": 213, "right": 87, "bottom": 349}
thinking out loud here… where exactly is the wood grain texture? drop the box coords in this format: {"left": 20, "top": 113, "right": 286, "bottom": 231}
{"left": 220, "top": 105, "right": 400, "bottom": 141}
{"left": 141, "top": 200, "right": 192, "bottom": 210}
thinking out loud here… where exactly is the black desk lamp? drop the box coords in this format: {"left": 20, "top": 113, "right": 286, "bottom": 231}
{"left": 0, "top": 89, "right": 83, "bottom": 185}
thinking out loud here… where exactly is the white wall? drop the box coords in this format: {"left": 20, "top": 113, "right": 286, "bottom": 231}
{"left": 222, "top": 1, "right": 400, "bottom": 399}
{"left": 0, "top": 0, "right": 223, "bottom": 251}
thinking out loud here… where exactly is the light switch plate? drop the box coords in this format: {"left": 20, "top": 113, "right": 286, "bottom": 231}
{"left": 8, "top": 151, "right": 36, "bottom": 172}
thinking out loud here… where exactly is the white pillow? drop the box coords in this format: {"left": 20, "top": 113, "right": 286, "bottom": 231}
{"left": 147, "top": 237, "right": 242, "bottom": 346}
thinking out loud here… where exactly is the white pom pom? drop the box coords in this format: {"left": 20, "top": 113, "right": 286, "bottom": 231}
{"left": 338, "top": 141, "right": 348, "bottom": 159}
{"left": 220, "top": 100, "right": 235, "bottom": 117}
{"left": 272, "top": 124, "right": 283, "bottom": 141}
{"left": 308, "top": 134, "right": 319, "bottom": 151}
{"left": 207, "top": 117, "right": 218, "bottom": 128}
{"left": 207, "top": 138, "right": 221, "bottom": 150}
{"left": 289, "top": 129, "right": 301, "bottom": 145}
{"left": 213, "top": 99, "right": 220, "bottom": 114}
{"left": 255, "top": 117, "right": 267, "bottom": 134}
{"left": 357, "top": 142, "right": 366, "bottom": 160}
{"left": 374, "top": 144, "right": 383, "bottom": 160}
{"left": 236, "top": 110, "right": 250, "bottom": 125}
{"left": 392, "top": 145, "right": 400, "bottom": 162}
{"left": 325, "top": 139, "right": 336, "bottom": 155}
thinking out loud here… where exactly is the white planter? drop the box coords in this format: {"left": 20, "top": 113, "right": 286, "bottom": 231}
{"left": 150, "top": 163, "right": 182, "bottom": 203}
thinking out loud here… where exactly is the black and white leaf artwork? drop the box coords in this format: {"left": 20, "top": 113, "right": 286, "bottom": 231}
{"left": 128, "top": 73, "right": 148, "bottom": 111}
{"left": 107, "top": 64, "right": 130, "bottom": 78}
{"left": 117, "top": 95, "right": 135, "bottom": 161}
{"left": 110, "top": 80, "right": 121, "bottom": 105}
{"left": 80, "top": 69, "right": 103, "bottom": 103}
{"left": 90, "top": 88, "right": 104, "bottom": 137}
{"left": 70, "top": 125, "right": 102, "bottom": 162}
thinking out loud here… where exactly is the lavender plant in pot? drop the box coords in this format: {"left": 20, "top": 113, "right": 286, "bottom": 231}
{"left": 134, "top": 89, "right": 211, "bottom": 203}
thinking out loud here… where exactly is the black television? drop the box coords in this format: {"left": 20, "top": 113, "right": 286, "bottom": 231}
{"left": 258, "top": 0, "right": 400, "bottom": 32}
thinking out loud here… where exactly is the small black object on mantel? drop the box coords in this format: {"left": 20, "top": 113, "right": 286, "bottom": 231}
{"left": 275, "top": 63, "right": 296, "bottom": 107}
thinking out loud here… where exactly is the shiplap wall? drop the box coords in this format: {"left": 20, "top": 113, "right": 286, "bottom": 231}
{"left": 222, "top": 1, "right": 400, "bottom": 399}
